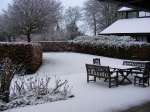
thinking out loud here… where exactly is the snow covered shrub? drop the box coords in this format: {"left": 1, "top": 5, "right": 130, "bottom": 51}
{"left": 71, "top": 35, "right": 150, "bottom": 60}
{"left": 0, "top": 42, "right": 42, "bottom": 74}
{"left": 0, "top": 76, "right": 73, "bottom": 111}
{"left": 11, "top": 76, "right": 51, "bottom": 97}
{"left": 73, "top": 35, "right": 150, "bottom": 48}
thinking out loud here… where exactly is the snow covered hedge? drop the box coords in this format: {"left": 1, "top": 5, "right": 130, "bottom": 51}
{"left": 72, "top": 36, "right": 150, "bottom": 60}
{"left": 38, "top": 35, "right": 150, "bottom": 60}
{"left": 0, "top": 42, "right": 42, "bottom": 74}
{"left": 73, "top": 35, "right": 150, "bottom": 48}
{"left": 37, "top": 41, "right": 73, "bottom": 52}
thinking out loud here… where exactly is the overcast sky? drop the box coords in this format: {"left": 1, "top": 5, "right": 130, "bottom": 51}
{"left": 60, "top": 0, "right": 87, "bottom": 8}
{"left": 0, "top": 0, "right": 87, "bottom": 13}
{"left": 0, "top": 0, "right": 12, "bottom": 12}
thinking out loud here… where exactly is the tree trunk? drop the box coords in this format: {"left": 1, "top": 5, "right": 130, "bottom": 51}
{"left": 27, "top": 32, "right": 31, "bottom": 42}
{"left": 12, "top": 36, "right": 16, "bottom": 42}
{"left": 7, "top": 36, "right": 12, "bottom": 42}
{"left": 93, "top": 14, "right": 97, "bottom": 36}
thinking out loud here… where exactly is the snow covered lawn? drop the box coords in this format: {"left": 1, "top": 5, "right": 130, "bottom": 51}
{"left": 5, "top": 52, "right": 150, "bottom": 112}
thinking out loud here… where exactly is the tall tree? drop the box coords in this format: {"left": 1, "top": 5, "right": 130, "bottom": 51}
{"left": 65, "top": 7, "right": 83, "bottom": 40}
{"left": 84, "top": 0, "right": 118, "bottom": 35}
{"left": 3, "top": 0, "right": 62, "bottom": 42}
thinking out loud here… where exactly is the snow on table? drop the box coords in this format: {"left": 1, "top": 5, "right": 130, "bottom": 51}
{"left": 5, "top": 52, "right": 150, "bottom": 112}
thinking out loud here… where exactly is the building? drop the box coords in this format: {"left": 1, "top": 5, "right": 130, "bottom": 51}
{"left": 98, "top": 0, "right": 150, "bottom": 11}
{"left": 100, "top": 0, "right": 150, "bottom": 42}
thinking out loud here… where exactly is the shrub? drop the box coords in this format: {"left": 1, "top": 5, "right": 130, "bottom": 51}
{"left": 0, "top": 57, "right": 23, "bottom": 103}
{"left": 0, "top": 75, "right": 73, "bottom": 111}
{"left": 72, "top": 36, "right": 150, "bottom": 60}
{"left": 37, "top": 36, "right": 150, "bottom": 61}
{"left": 73, "top": 35, "right": 150, "bottom": 48}
{"left": 0, "top": 42, "right": 42, "bottom": 74}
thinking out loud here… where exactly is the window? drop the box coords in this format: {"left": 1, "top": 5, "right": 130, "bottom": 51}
{"left": 147, "top": 37, "right": 150, "bottom": 43}
{"left": 139, "top": 11, "right": 150, "bottom": 17}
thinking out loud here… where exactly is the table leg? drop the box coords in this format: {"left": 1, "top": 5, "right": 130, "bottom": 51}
{"left": 118, "top": 70, "right": 132, "bottom": 85}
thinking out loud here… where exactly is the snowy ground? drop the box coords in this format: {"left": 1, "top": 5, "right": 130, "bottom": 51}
{"left": 5, "top": 52, "right": 150, "bottom": 112}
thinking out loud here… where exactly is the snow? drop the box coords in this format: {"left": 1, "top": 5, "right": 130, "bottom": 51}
{"left": 118, "top": 7, "right": 133, "bottom": 12}
{"left": 4, "top": 52, "right": 150, "bottom": 112}
{"left": 100, "top": 18, "right": 150, "bottom": 34}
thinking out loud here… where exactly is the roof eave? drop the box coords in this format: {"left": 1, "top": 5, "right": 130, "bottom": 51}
{"left": 100, "top": 33, "right": 150, "bottom": 36}
{"left": 98, "top": 0, "right": 150, "bottom": 12}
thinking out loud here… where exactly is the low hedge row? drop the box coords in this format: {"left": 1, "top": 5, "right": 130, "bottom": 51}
{"left": 73, "top": 43, "right": 150, "bottom": 61}
{"left": 38, "top": 41, "right": 150, "bottom": 61}
{"left": 0, "top": 42, "right": 42, "bottom": 74}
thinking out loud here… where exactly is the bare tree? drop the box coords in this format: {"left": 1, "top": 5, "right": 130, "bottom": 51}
{"left": 3, "top": 0, "right": 62, "bottom": 42}
{"left": 84, "top": 0, "right": 118, "bottom": 35}
{"left": 64, "top": 7, "right": 83, "bottom": 40}
{"left": 65, "top": 7, "right": 82, "bottom": 25}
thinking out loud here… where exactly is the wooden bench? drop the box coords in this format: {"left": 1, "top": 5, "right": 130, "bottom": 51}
{"left": 123, "top": 61, "right": 150, "bottom": 87}
{"left": 85, "top": 64, "right": 118, "bottom": 88}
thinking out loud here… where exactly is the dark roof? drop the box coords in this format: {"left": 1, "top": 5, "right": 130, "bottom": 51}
{"left": 98, "top": 0, "right": 150, "bottom": 11}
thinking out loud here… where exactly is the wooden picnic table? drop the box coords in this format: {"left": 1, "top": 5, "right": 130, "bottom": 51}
{"left": 110, "top": 65, "right": 138, "bottom": 85}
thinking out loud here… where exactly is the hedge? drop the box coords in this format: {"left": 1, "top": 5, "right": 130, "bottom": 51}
{"left": 37, "top": 41, "right": 150, "bottom": 61}
{"left": 0, "top": 42, "right": 42, "bottom": 74}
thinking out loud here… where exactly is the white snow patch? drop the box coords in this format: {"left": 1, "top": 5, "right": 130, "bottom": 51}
{"left": 118, "top": 7, "right": 133, "bottom": 12}
{"left": 4, "top": 52, "right": 150, "bottom": 112}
